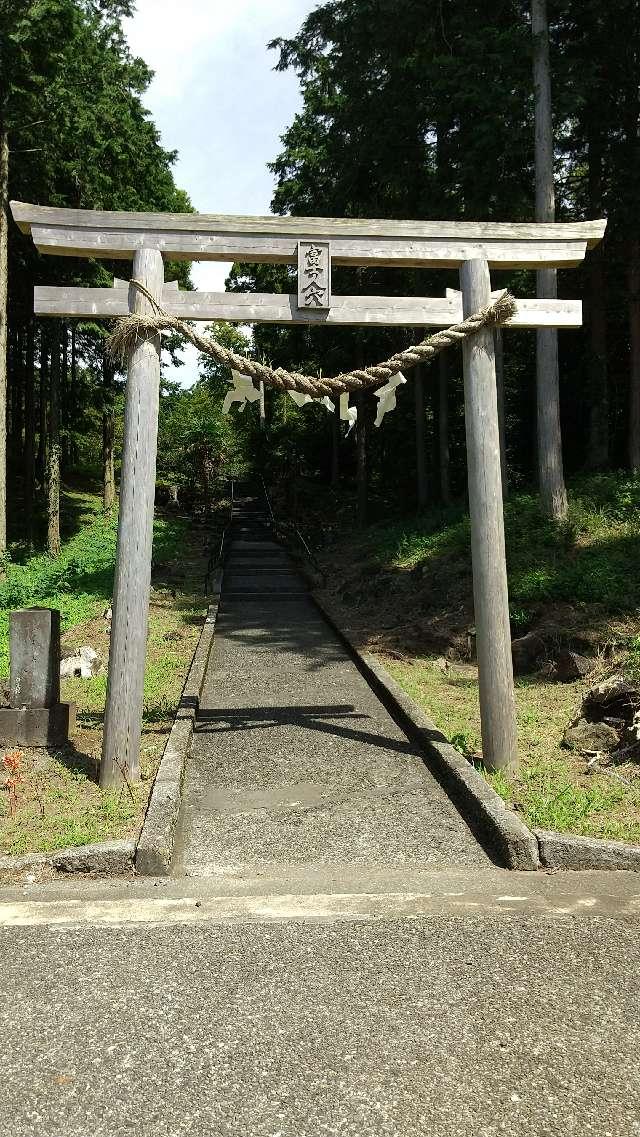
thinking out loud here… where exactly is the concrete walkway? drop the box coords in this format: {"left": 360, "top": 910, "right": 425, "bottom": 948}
{"left": 174, "top": 490, "right": 492, "bottom": 877}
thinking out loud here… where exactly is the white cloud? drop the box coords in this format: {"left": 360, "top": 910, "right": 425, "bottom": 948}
{"left": 124, "top": 0, "right": 316, "bottom": 386}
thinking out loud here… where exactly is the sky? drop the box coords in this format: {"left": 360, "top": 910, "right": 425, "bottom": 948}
{"left": 123, "top": 0, "right": 317, "bottom": 386}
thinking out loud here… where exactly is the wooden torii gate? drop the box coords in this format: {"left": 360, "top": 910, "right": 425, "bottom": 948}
{"left": 11, "top": 202, "right": 606, "bottom": 788}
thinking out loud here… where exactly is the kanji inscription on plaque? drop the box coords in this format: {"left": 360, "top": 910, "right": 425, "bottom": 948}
{"left": 297, "top": 240, "right": 331, "bottom": 310}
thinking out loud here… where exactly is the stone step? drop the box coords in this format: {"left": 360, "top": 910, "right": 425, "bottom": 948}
{"left": 225, "top": 563, "right": 294, "bottom": 573}
{"left": 224, "top": 571, "right": 302, "bottom": 585}
{"left": 231, "top": 540, "right": 282, "bottom": 550}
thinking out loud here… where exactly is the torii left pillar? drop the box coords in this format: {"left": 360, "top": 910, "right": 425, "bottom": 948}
{"left": 101, "top": 248, "right": 164, "bottom": 788}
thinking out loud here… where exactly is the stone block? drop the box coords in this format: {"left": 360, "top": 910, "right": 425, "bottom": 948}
{"left": 536, "top": 828, "right": 640, "bottom": 871}
{"left": 0, "top": 703, "right": 75, "bottom": 747}
{"left": 10, "top": 608, "right": 60, "bottom": 708}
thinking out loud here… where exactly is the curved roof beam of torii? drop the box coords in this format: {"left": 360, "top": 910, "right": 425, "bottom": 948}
{"left": 10, "top": 202, "right": 606, "bottom": 269}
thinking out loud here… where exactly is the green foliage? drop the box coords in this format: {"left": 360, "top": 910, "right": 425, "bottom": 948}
{"left": 157, "top": 323, "right": 252, "bottom": 494}
{"left": 488, "top": 758, "right": 640, "bottom": 845}
{"left": 217, "top": 0, "right": 640, "bottom": 506}
{"left": 0, "top": 490, "right": 188, "bottom": 676}
{"left": 3, "top": 0, "right": 195, "bottom": 546}
{"left": 345, "top": 474, "right": 640, "bottom": 614}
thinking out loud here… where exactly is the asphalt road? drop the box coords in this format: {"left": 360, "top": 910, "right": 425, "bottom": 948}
{"left": 1, "top": 870, "right": 639, "bottom": 1137}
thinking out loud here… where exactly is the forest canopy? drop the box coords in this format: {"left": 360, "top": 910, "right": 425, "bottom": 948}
{"left": 1, "top": 0, "right": 638, "bottom": 549}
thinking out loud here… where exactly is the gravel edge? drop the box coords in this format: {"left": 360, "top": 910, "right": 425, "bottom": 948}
{"left": 312, "top": 595, "right": 540, "bottom": 871}
{"left": 135, "top": 578, "right": 222, "bottom": 876}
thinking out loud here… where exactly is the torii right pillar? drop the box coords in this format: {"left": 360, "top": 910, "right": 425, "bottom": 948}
{"left": 460, "top": 258, "right": 518, "bottom": 775}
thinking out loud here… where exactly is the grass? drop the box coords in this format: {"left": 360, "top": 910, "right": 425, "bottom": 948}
{"left": 316, "top": 472, "right": 640, "bottom": 614}
{"left": 0, "top": 489, "right": 208, "bottom": 857}
{"left": 488, "top": 759, "right": 640, "bottom": 843}
{"left": 0, "top": 758, "right": 138, "bottom": 856}
{"left": 312, "top": 472, "right": 640, "bottom": 846}
{"left": 384, "top": 655, "right": 640, "bottom": 844}
{"left": 0, "top": 490, "right": 188, "bottom": 677}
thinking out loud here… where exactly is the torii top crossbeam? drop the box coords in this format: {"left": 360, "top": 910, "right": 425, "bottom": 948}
{"left": 12, "top": 202, "right": 604, "bottom": 267}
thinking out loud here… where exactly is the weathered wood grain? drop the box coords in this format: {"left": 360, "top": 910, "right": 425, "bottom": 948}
{"left": 34, "top": 285, "right": 583, "bottom": 328}
{"left": 25, "top": 224, "right": 592, "bottom": 268}
{"left": 460, "top": 257, "right": 519, "bottom": 775}
{"left": 11, "top": 200, "right": 607, "bottom": 245}
{"left": 112, "top": 277, "right": 177, "bottom": 291}
{"left": 100, "top": 248, "right": 164, "bottom": 789}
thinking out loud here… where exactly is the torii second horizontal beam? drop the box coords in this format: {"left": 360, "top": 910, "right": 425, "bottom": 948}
{"left": 33, "top": 284, "right": 582, "bottom": 328}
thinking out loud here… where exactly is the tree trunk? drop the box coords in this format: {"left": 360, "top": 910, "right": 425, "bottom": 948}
{"left": 626, "top": 53, "right": 640, "bottom": 470}
{"left": 586, "top": 129, "right": 609, "bottom": 469}
{"left": 0, "top": 128, "right": 8, "bottom": 554}
{"left": 438, "top": 352, "right": 451, "bottom": 505}
{"left": 258, "top": 380, "right": 265, "bottom": 429}
{"left": 356, "top": 392, "right": 367, "bottom": 527}
{"left": 331, "top": 400, "right": 340, "bottom": 486}
{"left": 60, "top": 323, "right": 69, "bottom": 472}
{"left": 354, "top": 336, "right": 367, "bottom": 526}
{"left": 24, "top": 320, "right": 35, "bottom": 545}
{"left": 494, "top": 328, "right": 508, "bottom": 496}
{"left": 532, "top": 0, "right": 568, "bottom": 519}
{"left": 102, "top": 349, "right": 116, "bottom": 511}
{"left": 414, "top": 364, "right": 428, "bottom": 509}
{"left": 8, "top": 324, "right": 21, "bottom": 467}
{"left": 70, "top": 323, "right": 78, "bottom": 465}
{"left": 46, "top": 327, "right": 61, "bottom": 556}
{"left": 629, "top": 238, "right": 640, "bottom": 471}
{"left": 37, "top": 331, "right": 48, "bottom": 485}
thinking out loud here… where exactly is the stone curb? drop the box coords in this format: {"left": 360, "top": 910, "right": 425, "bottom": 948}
{"left": 0, "top": 839, "right": 136, "bottom": 879}
{"left": 135, "top": 578, "right": 222, "bottom": 876}
{"left": 312, "top": 595, "right": 540, "bottom": 871}
{"left": 536, "top": 829, "right": 640, "bottom": 871}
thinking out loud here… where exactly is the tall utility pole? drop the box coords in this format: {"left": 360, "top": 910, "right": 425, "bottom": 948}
{"left": 0, "top": 128, "right": 9, "bottom": 555}
{"left": 531, "top": 0, "right": 568, "bottom": 520}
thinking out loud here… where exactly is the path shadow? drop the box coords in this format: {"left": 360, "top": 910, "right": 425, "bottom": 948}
{"left": 36, "top": 740, "right": 100, "bottom": 784}
{"left": 196, "top": 703, "right": 420, "bottom": 758}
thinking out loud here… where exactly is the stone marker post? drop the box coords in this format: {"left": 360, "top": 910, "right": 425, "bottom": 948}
{"left": 1, "top": 607, "right": 74, "bottom": 746}
{"left": 10, "top": 607, "right": 60, "bottom": 708}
